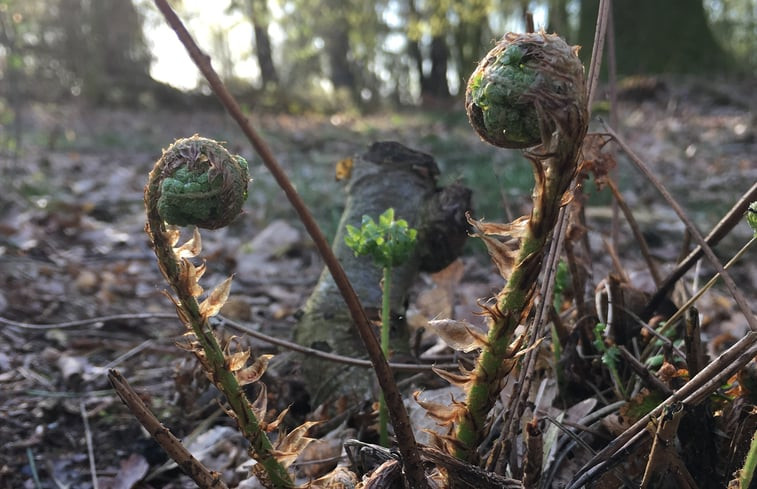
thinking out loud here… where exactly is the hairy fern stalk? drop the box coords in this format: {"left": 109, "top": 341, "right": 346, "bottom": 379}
{"left": 424, "top": 32, "right": 588, "bottom": 463}
{"left": 145, "top": 135, "right": 300, "bottom": 489}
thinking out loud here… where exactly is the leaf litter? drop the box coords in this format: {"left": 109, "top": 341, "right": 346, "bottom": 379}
{"left": 0, "top": 76, "right": 755, "bottom": 487}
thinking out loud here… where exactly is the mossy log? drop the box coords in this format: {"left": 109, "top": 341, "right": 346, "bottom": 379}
{"left": 293, "top": 141, "right": 471, "bottom": 405}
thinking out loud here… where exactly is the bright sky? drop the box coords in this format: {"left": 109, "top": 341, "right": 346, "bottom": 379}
{"left": 142, "top": 1, "right": 547, "bottom": 92}
{"left": 142, "top": 0, "right": 264, "bottom": 90}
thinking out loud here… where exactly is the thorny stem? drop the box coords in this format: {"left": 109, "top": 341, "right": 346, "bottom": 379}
{"left": 145, "top": 166, "right": 293, "bottom": 488}
{"left": 151, "top": 2, "right": 426, "bottom": 487}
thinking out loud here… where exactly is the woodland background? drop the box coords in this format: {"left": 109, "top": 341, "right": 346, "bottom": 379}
{"left": 0, "top": 0, "right": 756, "bottom": 488}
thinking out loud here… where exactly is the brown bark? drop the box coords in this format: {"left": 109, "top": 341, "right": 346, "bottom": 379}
{"left": 294, "top": 142, "right": 471, "bottom": 405}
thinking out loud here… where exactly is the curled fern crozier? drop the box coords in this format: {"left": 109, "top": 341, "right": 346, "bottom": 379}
{"left": 151, "top": 135, "right": 249, "bottom": 230}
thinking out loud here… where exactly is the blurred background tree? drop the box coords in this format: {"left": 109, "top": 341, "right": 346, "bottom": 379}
{"left": 578, "top": 0, "right": 732, "bottom": 74}
{"left": 0, "top": 0, "right": 755, "bottom": 111}
{"left": 0, "top": 0, "right": 158, "bottom": 104}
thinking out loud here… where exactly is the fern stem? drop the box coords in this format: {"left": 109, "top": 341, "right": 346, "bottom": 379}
{"left": 145, "top": 154, "right": 293, "bottom": 489}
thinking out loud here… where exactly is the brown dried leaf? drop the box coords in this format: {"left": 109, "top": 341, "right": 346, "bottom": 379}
{"left": 426, "top": 319, "right": 488, "bottom": 353}
{"left": 194, "top": 260, "right": 207, "bottom": 281}
{"left": 424, "top": 429, "right": 467, "bottom": 456}
{"left": 200, "top": 275, "right": 233, "bottom": 319}
{"left": 560, "top": 189, "right": 575, "bottom": 206}
{"left": 470, "top": 215, "right": 530, "bottom": 238}
{"left": 308, "top": 466, "right": 359, "bottom": 489}
{"left": 413, "top": 391, "right": 466, "bottom": 426}
{"left": 274, "top": 420, "right": 320, "bottom": 468}
{"left": 432, "top": 366, "right": 474, "bottom": 391}
{"left": 178, "top": 258, "right": 204, "bottom": 297}
{"left": 250, "top": 382, "right": 268, "bottom": 421}
{"left": 236, "top": 354, "right": 273, "bottom": 386}
{"left": 226, "top": 349, "right": 250, "bottom": 372}
{"left": 108, "top": 453, "right": 149, "bottom": 489}
{"left": 579, "top": 133, "right": 616, "bottom": 189}
{"left": 431, "top": 258, "right": 465, "bottom": 285}
{"left": 264, "top": 406, "right": 289, "bottom": 433}
{"left": 161, "top": 290, "right": 191, "bottom": 326}
{"left": 173, "top": 226, "right": 202, "bottom": 259}
{"left": 164, "top": 225, "right": 181, "bottom": 247}
{"left": 467, "top": 216, "right": 525, "bottom": 280}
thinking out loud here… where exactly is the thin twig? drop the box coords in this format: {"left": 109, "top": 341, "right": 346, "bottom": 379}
{"left": 220, "top": 316, "right": 459, "bottom": 371}
{"left": 420, "top": 446, "right": 524, "bottom": 489}
{"left": 586, "top": 0, "right": 611, "bottom": 108}
{"left": 607, "top": 178, "right": 662, "bottom": 286}
{"left": 653, "top": 235, "right": 756, "bottom": 340}
{"left": 1, "top": 312, "right": 458, "bottom": 371}
{"left": 567, "top": 331, "right": 757, "bottom": 488}
{"left": 101, "top": 339, "right": 153, "bottom": 370}
{"left": 602, "top": 122, "right": 757, "bottom": 333}
{"left": 108, "top": 369, "right": 229, "bottom": 489}
{"left": 0, "top": 313, "right": 177, "bottom": 330}
{"left": 150, "top": 2, "right": 425, "bottom": 486}
{"left": 643, "top": 180, "right": 757, "bottom": 318}
{"left": 26, "top": 448, "right": 42, "bottom": 489}
{"left": 616, "top": 345, "right": 672, "bottom": 395}
{"left": 80, "top": 400, "right": 99, "bottom": 489}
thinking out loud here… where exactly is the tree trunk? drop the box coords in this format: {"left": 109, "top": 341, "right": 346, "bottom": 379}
{"left": 293, "top": 142, "right": 471, "bottom": 405}
{"left": 579, "top": 0, "right": 729, "bottom": 74}
{"left": 246, "top": 0, "right": 278, "bottom": 88}
{"left": 452, "top": 14, "right": 487, "bottom": 98}
{"left": 407, "top": 0, "right": 450, "bottom": 103}
{"left": 547, "top": 0, "right": 570, "bottom": 39}
{"left": 407, "top": 0, "right": 427, "bottom": 98}
{"left": 427, "top": 35, "right": 450, "bottom": 98}
{"left": 326, "top": 27, "right": 356, "bottom": 89}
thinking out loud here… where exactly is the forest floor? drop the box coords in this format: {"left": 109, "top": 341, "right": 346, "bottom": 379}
{"left": 0, "top": 75, "right": 756, "bottom": 488}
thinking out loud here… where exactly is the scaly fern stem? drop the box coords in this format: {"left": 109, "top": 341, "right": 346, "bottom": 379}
{"left": 145, "top": 164, "right": 294, "bottom": 489}
{"left": 454, "top": 147, "right": 578, "bottom": 463}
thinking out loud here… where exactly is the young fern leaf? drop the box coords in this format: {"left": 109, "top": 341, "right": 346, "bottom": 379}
{"left": 144, "top": 135, "right": 301, "bottom": 488}
{"left": 424, "top": 31, "right": 588, "bottom": 464}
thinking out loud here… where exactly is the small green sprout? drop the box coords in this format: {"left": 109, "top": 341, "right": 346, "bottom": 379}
{"left": 593, "top": 322, "right": 627, "bottom": 399}
{"left": 747, "top": 201, "right": 757, "bottom": 236}
{"left": 345, "top": 208, "right": 417, "bottom": 446}
{"left": 345, "top": 208, "right": 417, "bottom": 269}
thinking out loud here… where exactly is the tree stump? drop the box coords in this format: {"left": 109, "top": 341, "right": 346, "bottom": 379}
{"left": 293, "top": 141, "right": 472, "bottom": 405}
